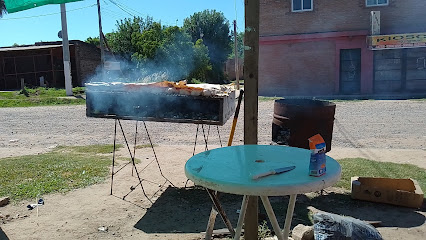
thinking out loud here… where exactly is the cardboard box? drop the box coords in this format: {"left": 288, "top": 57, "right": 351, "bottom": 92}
{"left": 351, "top": 177, "right": 424, "bottom": 208}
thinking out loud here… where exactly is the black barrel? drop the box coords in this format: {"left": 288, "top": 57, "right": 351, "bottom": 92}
{"left": 272, "top": 99, "right": 336, "bottom": 152}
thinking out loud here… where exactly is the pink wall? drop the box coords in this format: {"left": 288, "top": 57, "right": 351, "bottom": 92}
{"left": 335, "top": 35, "right": 374, "bottom": 94}
{"left": 260, "top": 31, "right": 374, "bottom": 95}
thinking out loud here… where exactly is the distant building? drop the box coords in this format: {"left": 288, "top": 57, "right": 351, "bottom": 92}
{"left": 259, "top": 0, "right": 426, "bottom": 96}
{"left": 224, "top": 58, "right": 244, "bottom": 81}
{"left": 0, "top": 40, "right": 101, "bottom": 90}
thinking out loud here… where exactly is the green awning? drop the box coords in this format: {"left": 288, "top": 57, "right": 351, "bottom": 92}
{"left": 4, "top": 0, "right": 83, "bottom": 13}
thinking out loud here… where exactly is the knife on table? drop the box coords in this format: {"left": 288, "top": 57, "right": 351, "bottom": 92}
{"left": 252, "top": 166, "right": 296, "bottom": 180}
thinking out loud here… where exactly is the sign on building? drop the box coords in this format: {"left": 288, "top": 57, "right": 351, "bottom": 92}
{"left": 368, "top": 33, "right": 426, "bottom": 50}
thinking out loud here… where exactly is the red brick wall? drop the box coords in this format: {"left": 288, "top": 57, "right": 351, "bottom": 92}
{"left": 260, "top": 0, "right": 426, "bottom": 36}
{"left": 259, "top": 40, "right": 336, "bottom": 96}
{"left": 75, "top": 42, "right": 101, "bottom": 85}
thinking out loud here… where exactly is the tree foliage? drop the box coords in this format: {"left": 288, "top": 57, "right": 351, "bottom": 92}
{"left": 183, "top": 10, "right": 232, "bottom": 83}
{"left": 85, "top": 37, "right": 100, "bottom": 47}
{"left": 108, "top": 16, "right": 154, "bottom": 61}
{"left": 229, "top": 31, "right": 244, "bottom": 60}
{"left": 188, "top": 39, "right": 212, "bottom": 82}
{"left": 103, "top": 17, "right": 212, "bottom": 82}
{"left": 87, "top": 10, "right": 233, "bottom": 83}
{"left": 0, "top": 0, "right": 7, "bottom": 18}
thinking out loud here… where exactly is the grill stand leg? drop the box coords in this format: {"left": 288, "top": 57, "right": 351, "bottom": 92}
{"left": 185, "top": 124, "right": 215, "bottom": 188}
{"left": 142, "top": 121, "right": 174, "bottom": 187}
{"left": 117, "top": 120, "right": 152, "bottom": 203}
{"left": 110, "top": 119, "right": 175, "bottom": 203}
{"left": 110, "top": 119, "right": 118, "bottom": 195}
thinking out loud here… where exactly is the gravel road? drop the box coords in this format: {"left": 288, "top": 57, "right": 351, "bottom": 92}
{"left": 0, "top": 100, "right": 425, "bottom": 152}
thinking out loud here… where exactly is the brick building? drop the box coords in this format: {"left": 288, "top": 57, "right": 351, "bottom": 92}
{"left": 0, "top": 40, "right": 101, "bottom": 90}
{"left": 259, "top": 0, "right": 426, "bottom": 96}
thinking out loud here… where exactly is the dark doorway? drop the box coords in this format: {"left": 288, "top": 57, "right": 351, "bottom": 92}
{"left": 340, "top": 49, "right": 361, "bottom": 94}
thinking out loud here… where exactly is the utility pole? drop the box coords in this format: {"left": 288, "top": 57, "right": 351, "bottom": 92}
{"left": 97, "top": 0, "right": 105, "bottom": 65}
{"left": 60, "top": 3, "right": 73, "bottom": 96}
{"left": 244, "top": 0, "right": 259, "bottom": 239}
{"left": 234, "top": 20, "right": 240, "bottom": 90}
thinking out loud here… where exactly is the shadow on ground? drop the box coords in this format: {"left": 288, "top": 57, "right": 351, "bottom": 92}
{"left": 134, "top": 186, "right": 243, "bottom": 233}
{"left": 134, "top": 187, "right": 425, "bottom": 234}
{"left": 0, "top": 227, "right": 9, "bottom": 240}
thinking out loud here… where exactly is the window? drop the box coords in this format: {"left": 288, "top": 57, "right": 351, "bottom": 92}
{"left": 366, "top": 0, "right": 389, "bottom": 7}
{"left": 292, "top": 0, "right": 313, "bottom": 12}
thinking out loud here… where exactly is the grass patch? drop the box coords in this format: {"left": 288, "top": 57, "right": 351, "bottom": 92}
{"left": 0, "top": 87, "right": 85, "bottom": 107}
{"left": 336, "top": 158, "right": 426, "bottom": 191}
{"left": 0, "top": 145, "right": 118, "bottom": 202}
{"left": 258, "top": 96, "right": 282, "bottom": 101}
{"left": 56, "top": 144, "right": 123, "bottom": 154}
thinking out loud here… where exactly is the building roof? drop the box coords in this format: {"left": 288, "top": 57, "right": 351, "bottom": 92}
{"left": 0, "top": 44, "right": 67, "bottom": 52}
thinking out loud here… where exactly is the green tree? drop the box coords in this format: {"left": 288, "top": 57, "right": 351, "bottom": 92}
{"left": 97, "top": 16, "right": 212, "bottom": 83}
{"left": 183, "top": 10, "right": 232, "bottom": 83}
{"left": 229, "top": 31, "right": 244, "bottom": 59}
{"left": 85, "top": 37, "right": 100, "bottom": 47}
{"left": 155, "top": 26, "right": 195, "bottom": 80}
{"left": 0, "top": 0, "right": 7, "bottom": 18}
{"left": 131, "top": 22, "right": 164, "bottom": 61}
{"left": 108, "top": 16, "right": 154, "bottom": 60}
{"left": 188, "top": 39, "right": 212, "bottom": 82}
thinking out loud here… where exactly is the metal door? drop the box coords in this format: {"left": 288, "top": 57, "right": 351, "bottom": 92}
{"left": 340, "top": 49, "right": 361, "bottom": 94}
{"left": 406, "top": 48, "right": 426, "bottom": 92}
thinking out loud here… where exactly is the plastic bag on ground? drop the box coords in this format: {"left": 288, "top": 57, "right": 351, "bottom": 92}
{"left": 313, "top": 212, "right": 383, "bottom": 240}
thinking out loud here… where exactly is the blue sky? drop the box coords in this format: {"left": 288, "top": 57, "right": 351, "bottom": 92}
{"left": 0, "top": 0, "right": 245, "bottom": 47}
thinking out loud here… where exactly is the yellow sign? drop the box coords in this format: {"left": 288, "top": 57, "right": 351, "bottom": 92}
{"left": 368, "top": 33, "right": 426, "bottom": 49}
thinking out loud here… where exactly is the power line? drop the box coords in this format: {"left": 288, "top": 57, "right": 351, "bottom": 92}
{"left": 113, "top": 0, "right": 143, "bottom": 16}
{"left": 101, "top": 6, "right": 129, "bottom": 19}
{"left": 107, "top": 0, "right": 136, "bottom": 17}
{"left": 0, "top": 4, "right": 97, "bottom": 21}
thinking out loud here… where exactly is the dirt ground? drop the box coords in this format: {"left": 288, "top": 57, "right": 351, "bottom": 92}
{"left": 0, "top": 100, "right": 425, "bottom": 240}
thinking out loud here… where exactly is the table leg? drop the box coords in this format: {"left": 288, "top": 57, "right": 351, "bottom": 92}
{"left": 234, "top": 195, "right": 249, "bottom": 240}
{"left": 260, "top": 196, "right": 284, "bottom": 240}
{"left": 206, "top": 189, "right": 235, "bottom": 237}
{"left": 205, "top": 207, "right": 218, "bottom": 240}
{"left": 283, "top": 194, "right": 297, "bottom": 239}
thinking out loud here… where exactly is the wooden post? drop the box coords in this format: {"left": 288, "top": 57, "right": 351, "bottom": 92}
{"left": 244, "top": 0, "right": 259, "bottom": 240}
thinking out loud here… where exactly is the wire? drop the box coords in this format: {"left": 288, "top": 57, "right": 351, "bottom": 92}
{"left": 107, "top": 0, "right": 138, "bottom": 17}
{"left": 0, "top": 4, "right": 97, "bottom": 20}
{"left": 106, "top": 0, "right": 176, "bottom": 27}
{"left": 235, "top": 0, "right": 238, "bottom": 23}
{"left": 101, "top": 6, "right": 128, "bottom": 19}
{"left": 114, "top": 0, "right": 143, "bottom": 16}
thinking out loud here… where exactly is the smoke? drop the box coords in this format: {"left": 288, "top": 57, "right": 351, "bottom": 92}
{"left": 86, "top": 55, "right": 194, "bottom": 85}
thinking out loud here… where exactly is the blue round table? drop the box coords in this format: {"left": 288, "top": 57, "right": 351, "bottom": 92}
{"left": 185, "top": 145, "right": 341, "bottom": 240}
